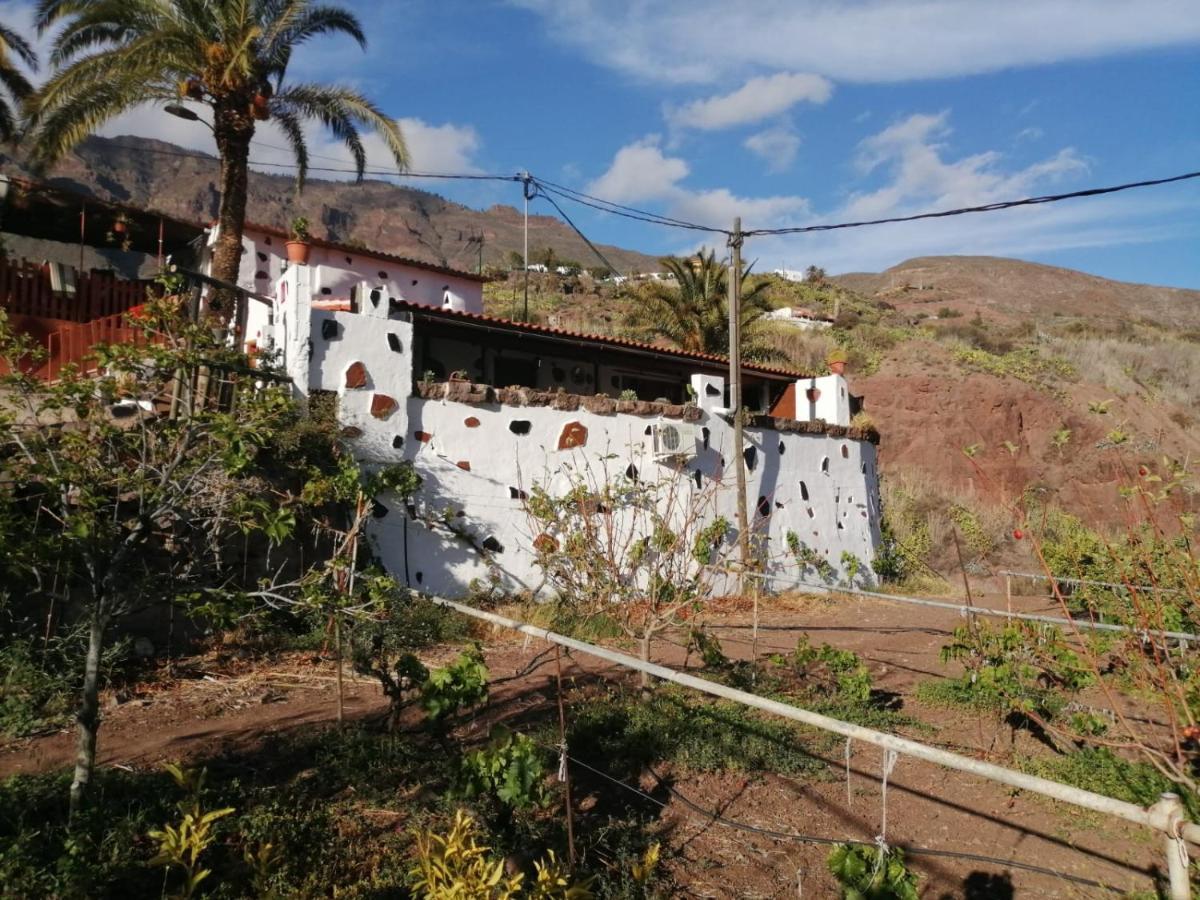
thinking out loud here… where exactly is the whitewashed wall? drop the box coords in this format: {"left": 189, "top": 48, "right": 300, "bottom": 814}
{"left": 270, "top": 269, "right": 880, "bottom": 599}
{"left": 367, "top": 397, "right": 880, "bottom": 598}
{"left": 203, "top": 224, "right": 483, "bottom": 319}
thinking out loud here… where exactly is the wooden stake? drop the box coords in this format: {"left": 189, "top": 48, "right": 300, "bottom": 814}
{"left": 554, "top": 645, "right": 576, "bottom": 868}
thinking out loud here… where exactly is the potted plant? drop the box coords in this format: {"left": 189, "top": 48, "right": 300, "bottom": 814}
{"left": 112, "top": 212, "right": 130, "bottom": 235}
{"left": 448, "top": 370, "right": 470, "bottom": 383}
{"left": 826, "top": 348, "right": 849, "bottom": 376}
{"left": 286, "top": 217, "right": 312, "bottom": 265}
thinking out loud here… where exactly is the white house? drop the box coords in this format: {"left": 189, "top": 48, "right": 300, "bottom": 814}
{"left": 254, "top": 256, "right": 882, "bottom": 600}
{"left": 199, "top": 222, "right": 486, "bottom": 355}
{"left": 765, "top": 306, "right": 835, "bottom": 331}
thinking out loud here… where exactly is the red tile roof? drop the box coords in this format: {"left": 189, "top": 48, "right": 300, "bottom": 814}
{"left": 396, "top": 301, "right": 812, "bottom": 379}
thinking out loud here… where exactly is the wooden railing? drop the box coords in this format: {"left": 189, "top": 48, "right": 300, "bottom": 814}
{"left": 42, "top": 310, "right": 149, "bottom": 380}
{"left": 0, "top": 255, "right": 152, "bottom": 323}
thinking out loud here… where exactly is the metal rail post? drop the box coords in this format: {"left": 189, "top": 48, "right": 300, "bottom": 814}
{"left": 1153, "top": 792, "right": 1192, "bottom": 899}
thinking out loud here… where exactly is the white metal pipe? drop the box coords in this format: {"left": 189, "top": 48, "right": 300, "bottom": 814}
{"left": 427, "top": 594, "right": 1200, "bottom": 848}
{"left": 744, "top": 570, "right": 1200, "bottom": 643}
{"left": 1154, "top": 793, "right": 1192, "bottom": 899}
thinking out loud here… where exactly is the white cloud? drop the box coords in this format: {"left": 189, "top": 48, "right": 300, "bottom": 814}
{"left": 586, "top": 136, "right": 808, "bottom": 231}
{"left": 586, "top": 137, "right": 690, "bottom": 203}
{"left": 746, "top": 111, "right": 1171, "bottom": 274}
{"left": 1016, "top": 126, "right": 1044, "bottom": 142}
{"left": 92, "top": 104, "right": 483, "bottom": 180}
{"left": 743, "top": 126, "right": 802, "bottom": 173}
{"left": 844, "top": 111, "right": 1087, "bottom": 220}
{"left": 666, "top": 72, "right": 831, "bottom": 131}
{"left": 514, "top": 0, "right": 1200, "bottom": 84}
{"left": 586, "top": 112, "right": 1180, "bottom": 277}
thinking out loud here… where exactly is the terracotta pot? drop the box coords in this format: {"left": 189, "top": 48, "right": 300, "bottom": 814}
{"left": 829, "top": 360, "right": 846, "bottom": 376}
{"left": 285, "top": 240, "right": 311, "bottom": 264}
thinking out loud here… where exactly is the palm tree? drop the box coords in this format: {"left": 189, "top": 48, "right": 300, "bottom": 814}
{"left": 27, "top": 0, "right": 408, "bottom": 289}
{"left": 0, "top": 23, "right": 36, "bottom": 141}
{"left": 628, "top": 249, "right": 783, "bottom": 361}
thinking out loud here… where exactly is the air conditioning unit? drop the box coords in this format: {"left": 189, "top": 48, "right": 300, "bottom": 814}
{"left": 651, "top": 422, "right": 697, "bottom": 460}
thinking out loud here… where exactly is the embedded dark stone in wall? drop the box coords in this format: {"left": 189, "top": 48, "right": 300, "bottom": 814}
{"left": 481, "top": 536, "right": 504, "bottom": 553}
{"left": 372, "top": 500, "right": 388, "bottom": 519}
{"left": 341, "top": 426, "right": 363, "bottom": 438}
{"left": 756, "top": 495, "right": 770, "bottom": 517}
{"left": 643, "top": 425, "right": 653, "bottom": 436}
{"left": 778, "top": 440, "right": 786, "bottom": 455}
{"left": 456, "top": 460, "right": 471, "bottom": 471}
{"left": 345, "top": 361, "right": 368, "bottom": 389}
{"left": 464, "top": 416, "right": 481, "bottom": 428}
{"left": 509, "top": 486, "right": 528, "bottom": 500}
{"left": 693, "top": 469, "right": 703, "bottom": 489}
{"left": 371, "top": 394, "right": 397, "bottom": 419}
{"left": 321, "top": 319, "right": 339, "bottom": 340}
{"left": 415, "top": 571, "right": 423, "bottom": 584}
{"left": 625, "top": 464, "right": 639, "bottom": 481}
{"left": 705, "top": 383, "right": 720, "bottom": 396}
{"left": 743, "top": 446, "right": 757, "bottom": 471}
{"left": 841, "top": 444, "right": 850, "bottom": 458}
{"left": 387, "top": 333, "right": 402, "bottom": 352}
{"left": 257, "top": 251, "right": 268, "bottom": 261}
{"left": 414, "top": 430, "right": 433, "bottom": 443}
{"left": 378, "top": 271, "right": 389, "bottom": 280}
{"left": 806, "top": 387, "right": 821, "bottom": 403}
{"left": 701, "top": 427, "right": 710, "bottom": 450}
{"left": 800, "top": 481, "right": 809, "bottom": 500}
{"left": 775, "top": 501, "right": 784, "bottom": 509}
{"left": 369, "top": 288, "right": 381, "bottom": 307}
{"left": 392, "top": 435, "right": 404, "bottom": 449}
{"left": 558, "top": 421, "right": 588, "bottom": 450}
{"left": 255, "top": 270, "right": 269, "bottom": 280}
{"left": 509, "top": 420, "right": 532, "bottom": 435}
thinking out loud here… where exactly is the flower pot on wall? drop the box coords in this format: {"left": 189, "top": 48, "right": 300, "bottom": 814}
{"left": 285, "top": 240, "right": 311, "bottom": 265}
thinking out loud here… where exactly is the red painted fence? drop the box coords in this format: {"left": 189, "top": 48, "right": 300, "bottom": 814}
{"left": 0, "top": 255, "right": 152, "bottom": 323}
{"left": 43, "top": 310, "right": 149, "bottom": 380}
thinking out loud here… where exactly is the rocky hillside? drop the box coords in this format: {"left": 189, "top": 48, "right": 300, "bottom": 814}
{"left": 835, "top": 255, "right": 1200, "bottom": 329}
{"left": 0, "top": 136, "right": 660, "bottom": 274}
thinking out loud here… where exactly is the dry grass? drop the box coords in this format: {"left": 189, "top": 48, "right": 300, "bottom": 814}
{"left": 881, "top": 468, "right": 1014, "bottom": 580}
{"left": 759, "top": 323, "right": 835, "bottom": 372}
{"left": 1049, "top": 329, "right": 1200, "bottom": 413}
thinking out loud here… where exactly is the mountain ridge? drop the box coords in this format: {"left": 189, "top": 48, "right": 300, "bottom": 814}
{"left": 0, "top": 135, "right": 661, "bottom": 275}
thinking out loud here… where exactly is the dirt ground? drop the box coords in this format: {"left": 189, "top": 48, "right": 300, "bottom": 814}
{"left": 0, "top": 588, "right": 1171, "bottom": 899}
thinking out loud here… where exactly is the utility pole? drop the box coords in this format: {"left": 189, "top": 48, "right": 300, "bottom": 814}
{"left": 520, "top": 171, "right": 534, "bottom": 322}
{"left": 728, "top": 218, "right": 751, "bottom": 593}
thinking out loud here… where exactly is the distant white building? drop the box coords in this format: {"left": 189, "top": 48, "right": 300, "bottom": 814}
{"left": 772, "top": 268, "right": 808, "bottom": 283}
{"left": 765, "top": 306, "right": 835, "bottom": 330}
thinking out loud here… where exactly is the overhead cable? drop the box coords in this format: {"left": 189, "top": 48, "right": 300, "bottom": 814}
{"left": 96, "top": 139, "right": 521, "bottom": 181}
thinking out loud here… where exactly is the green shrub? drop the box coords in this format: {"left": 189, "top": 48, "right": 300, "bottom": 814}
{"left": 827, "top": 843, "right": 920, "bottom": 899}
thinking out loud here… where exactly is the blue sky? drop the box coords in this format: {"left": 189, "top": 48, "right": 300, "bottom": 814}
{"left": 5, "top": 0, "right": 1199, "bottom": 286}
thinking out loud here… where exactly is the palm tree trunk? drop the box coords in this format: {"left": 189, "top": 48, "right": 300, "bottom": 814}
{"left": 69, "top": 605, "right": 108, "bottom": 820}
{"left": 210, "top": 106, "right": 254, "bottom": 323}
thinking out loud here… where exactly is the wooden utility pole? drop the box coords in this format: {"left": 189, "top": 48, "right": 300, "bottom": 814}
{"left": 728, "top": 219, "right": 751, "bottom": 593}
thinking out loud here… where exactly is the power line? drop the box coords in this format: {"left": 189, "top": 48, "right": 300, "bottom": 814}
{"left": 534, "top": 168, "right": 1200, "bottom": 239}
{"left": 88, "top": 138, "right": 1200, "bottom": 242}
{"left": 744, "top": 169, "right": 1200, "bottom": 236}
{"left": 96, "top": 138, "right": 521, "bottom": 182}
{"left": 532, "top": 185, "right": 623, "bottom": 275}
{"left": 533, "top": 176, "right": 724, "bottom": 233}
